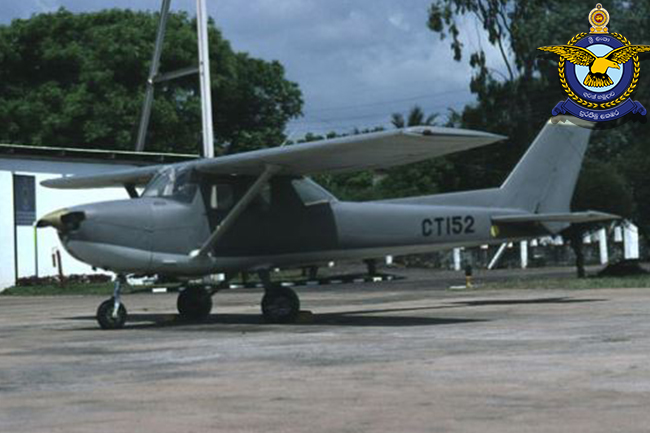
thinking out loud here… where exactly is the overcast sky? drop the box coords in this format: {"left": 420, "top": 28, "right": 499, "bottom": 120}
{"left": 0, "top": 0, "right": 506, "bottom": 137}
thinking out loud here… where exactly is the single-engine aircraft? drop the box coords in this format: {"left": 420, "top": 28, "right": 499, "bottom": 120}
{"left": 37, "top": 117, "right": 615, "bottom": 329}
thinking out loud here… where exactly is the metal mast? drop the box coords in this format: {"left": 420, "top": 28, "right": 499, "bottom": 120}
{"left": 135, "top": 0, "right": 215, "bottom": 158}
{"left": 196, "top": 0, "right": 215, "bottom": 158}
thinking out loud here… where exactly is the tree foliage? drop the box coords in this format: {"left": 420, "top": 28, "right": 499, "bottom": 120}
{"left": 428, "top": 0, "right": 650, "bottom": 236}
{"left": 391, "top": 105, "right": 439, "bottom": 128}
{"left": 0, "top": 8, "right": 303, "bottom": 154}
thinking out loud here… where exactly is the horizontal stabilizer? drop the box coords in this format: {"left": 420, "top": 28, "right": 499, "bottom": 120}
{"left": 493, "top": 211, "right": 620, "bottom": 225}
{"left": 41, "top": 126, "right": 505, "bottom": 189}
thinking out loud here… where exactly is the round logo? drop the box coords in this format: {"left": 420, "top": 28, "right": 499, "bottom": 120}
{"left": 561, "top": 33, "right": 637, "bottom": 109}
{"left": 537, "top": 4, "right": 649, "bottom": 122}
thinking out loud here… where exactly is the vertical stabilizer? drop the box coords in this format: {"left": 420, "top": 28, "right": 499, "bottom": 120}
{"left": 500, "top": 117, "right": 593, "bottom": 214}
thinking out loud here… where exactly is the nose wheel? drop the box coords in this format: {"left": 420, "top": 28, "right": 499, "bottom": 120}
{"left": 96, "top": 298, "right": 127, "bottom": 329}
{"left": 96, "top": 275, "right": 128, "bottom": 329}
{"left": 177, "top": 285, "right": 213, "bottom": 321}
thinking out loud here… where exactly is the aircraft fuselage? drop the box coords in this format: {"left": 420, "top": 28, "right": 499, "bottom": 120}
{"left": 53, "top": 175, "right": 533, "bottom": 276}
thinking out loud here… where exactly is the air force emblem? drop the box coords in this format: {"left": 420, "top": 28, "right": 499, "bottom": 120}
{"left": 538, "top": 3, "right": 650, "bottom": 122}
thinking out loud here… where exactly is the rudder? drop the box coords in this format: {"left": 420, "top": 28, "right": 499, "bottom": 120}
{"left": 499, "top": 117, "right": 593, "bottom": 215}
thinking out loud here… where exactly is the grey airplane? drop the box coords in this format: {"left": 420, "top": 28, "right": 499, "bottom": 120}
{"left": 38, "top": 117, "right": 615, "bottom": 329}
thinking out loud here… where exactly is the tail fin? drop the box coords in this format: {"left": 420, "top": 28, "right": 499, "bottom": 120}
{"left": 499, "top": 117, "right": 593, "bottom": 215}
{"left": 383, "top": 117, "right": 594, "bottom": 232}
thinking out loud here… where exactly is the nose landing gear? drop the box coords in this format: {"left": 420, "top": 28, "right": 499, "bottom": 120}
{"left": 96, "top": 275, "right": 128, "bottom": 330}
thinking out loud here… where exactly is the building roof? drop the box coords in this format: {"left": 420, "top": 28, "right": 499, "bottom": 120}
{"left": 0, "top": 143, "right": 199, "bottom": 166}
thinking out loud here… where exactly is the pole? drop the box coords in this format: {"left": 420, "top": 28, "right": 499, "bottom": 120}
{"left": 598, "top": 228, "right": 608, "bottom": 265}
{"left": 453, "top": 248, "right": 461, "bottom": 271}
{"left": 34, "top": 225, "right": 39, "bottom": 278}
{"left": 56, "top": 250, "right": 64, "bottom": 288}
{"left": 135, "top": 0, "right": 172, "bottom": 152}
{"left": 520, "top": 240, "right": 528, "bottom": 269}
{"left": 196, "top": 0, "right": 215, "bottom": 158}
{"left": 624, "top": 223, "right": 640, "bottom": 260}
{"left": 12, "top": 174, "right": 18, "bottom": 285}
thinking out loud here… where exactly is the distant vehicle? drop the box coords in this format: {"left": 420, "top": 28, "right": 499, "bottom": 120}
{"left": 38, "top": 117, "right": 615, "bottom": 329}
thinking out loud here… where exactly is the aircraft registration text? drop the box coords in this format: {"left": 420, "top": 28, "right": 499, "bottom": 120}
{"left": 422, "top": 216, "right": 475, "bottom": 237}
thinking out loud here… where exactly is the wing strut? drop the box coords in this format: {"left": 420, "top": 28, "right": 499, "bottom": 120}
{"left": 190, "top": 165, "right": 280, "bottom": 258}
{"left": 487, "top": 243, "right": 508, "bottom": 270}
{"left": 125, "top": 184, "right": 139, "bottom": 199}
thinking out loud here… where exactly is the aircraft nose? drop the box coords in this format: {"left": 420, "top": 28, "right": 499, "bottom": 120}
{"left": 37, "top": 208, "right": 86, "bottom": 232}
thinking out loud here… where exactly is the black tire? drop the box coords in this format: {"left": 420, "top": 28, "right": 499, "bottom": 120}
{"left": 96, "top": 298, "right": 127, "bottom": 330}
{"left": 261, "top": 286, "right": 300, "bottom": 324}
{"left": 177, "top": 285, "right": 213, "bottom": 321}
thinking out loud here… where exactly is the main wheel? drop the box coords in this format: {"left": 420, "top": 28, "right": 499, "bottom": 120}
{"left": 177, "top": 285, "right": 213, "bottom": 321}
{"left": 96, "top": 298, "right": 127, "bottom": 330}
{"left": 261, "top": 286, "right": 300, "bottom": 324}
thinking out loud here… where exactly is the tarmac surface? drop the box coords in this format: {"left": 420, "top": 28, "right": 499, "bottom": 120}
{"left": 1, "top": 267, "right": 650, "bottom": 433}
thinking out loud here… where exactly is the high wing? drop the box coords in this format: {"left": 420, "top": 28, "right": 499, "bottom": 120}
{"left": 41, "top": 165, "right": 165, "bottom": 190}
{"left": 42, "top": 126, "right": 505, "bottom": 189}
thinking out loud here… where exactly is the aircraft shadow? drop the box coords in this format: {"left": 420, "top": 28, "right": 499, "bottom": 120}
{"left": 64, "top": 297, "right": 603, "bottom": 330}
{"left": 450, "top": 297, "right": 606, "bottom": 307}
{"left": 65, "top": 304, "right": 488, "bottom": 330}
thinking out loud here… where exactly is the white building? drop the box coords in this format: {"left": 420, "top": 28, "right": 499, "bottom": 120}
{"left": 0, "top": 143, "right": 195, "bottom": 291}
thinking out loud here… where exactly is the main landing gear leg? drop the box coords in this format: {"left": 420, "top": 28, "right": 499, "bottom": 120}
{"left": 96, "top": 275, "right": 128, "bottom": 330}
{"left": 258, "top": 270, "right": 300, "bottom": 324}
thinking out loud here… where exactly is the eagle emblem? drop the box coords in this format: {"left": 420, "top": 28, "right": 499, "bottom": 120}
{"left": 538, "top": 3, "right": 649, "bottom": 122}
{"left": 538, "top": 44, "right": 650, "bottom": 88}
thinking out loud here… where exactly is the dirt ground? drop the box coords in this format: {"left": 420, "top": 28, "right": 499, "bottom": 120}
{"left": 1, "top": 268, "right": 649, "bottom": 433}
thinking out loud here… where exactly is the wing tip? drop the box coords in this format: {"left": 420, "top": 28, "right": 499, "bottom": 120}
{"left": 547, "top": 116, "right": 596, "bottom": 129}
{"left": 40, "top": 178, "right": 60, "bottom": 189}
{"left": 404, "top": 126, "right": 507, "bottom": 142}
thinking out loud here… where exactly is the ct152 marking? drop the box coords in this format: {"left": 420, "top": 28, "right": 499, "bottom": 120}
{"left": 422, "top": 216, "right": 475, "bottom": 237}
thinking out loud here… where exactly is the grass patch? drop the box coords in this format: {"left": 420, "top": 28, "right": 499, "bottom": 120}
{"left": 479, "top": 275, "right": 650, "bottom": 290}
{"left": 2, "top": 282, "right": 114, "bottom": 296}
{"left": 1, "top": 270, "right": 308, "bottom": 296}
{"left": 8, "top": 271, "right": 650, "bottom": 296}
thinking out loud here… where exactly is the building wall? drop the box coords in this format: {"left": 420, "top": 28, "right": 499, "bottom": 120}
{"left": 0, "top": 172, "right": 15, "bottom": 290}
{"left": 0, "top": 158, "right": 136, "bottom": 290}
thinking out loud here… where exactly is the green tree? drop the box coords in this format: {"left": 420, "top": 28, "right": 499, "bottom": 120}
{"left": 428, "top": 0, "right": 650, "bottom": 243}
{"left": 391, "top": 105, "right": 439, "bottom": 128}
{"left": 0, "top": 8, "right": 303, "bottom": 154}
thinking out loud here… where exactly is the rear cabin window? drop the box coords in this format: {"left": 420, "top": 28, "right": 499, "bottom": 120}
{"left": 291, "top": 178, "right": 335, "bottom": 206}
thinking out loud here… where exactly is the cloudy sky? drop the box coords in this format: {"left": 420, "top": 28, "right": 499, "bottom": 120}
{"left": 0, "top": 0, "right": 506, "bottom": 137}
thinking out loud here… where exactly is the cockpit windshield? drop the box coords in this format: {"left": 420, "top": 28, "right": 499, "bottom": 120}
{"left": 142, "top": 166, "right": 197, "bottom": 203}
